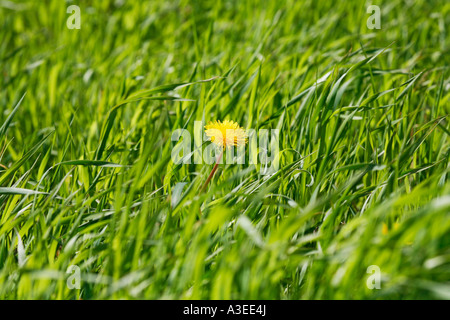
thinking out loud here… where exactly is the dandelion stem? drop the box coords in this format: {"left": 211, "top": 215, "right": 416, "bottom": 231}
{"left": 201, "top": 150, "right": 224, "bottom": 193}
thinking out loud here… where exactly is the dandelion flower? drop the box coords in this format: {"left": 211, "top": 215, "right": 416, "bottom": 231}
{"left": 201, "top": 120, "right": 247, "bottom": 193}
{"left": 204, "top": 120, "right": 247, "bottom": 148}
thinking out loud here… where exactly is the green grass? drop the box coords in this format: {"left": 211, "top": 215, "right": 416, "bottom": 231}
{"left": 0, "top": 0, "right": 449, "bottom": 299}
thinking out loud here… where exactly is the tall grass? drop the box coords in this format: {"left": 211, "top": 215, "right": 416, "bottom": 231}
{"left": 0, "top": 0, "right": 449, "bottom": 299}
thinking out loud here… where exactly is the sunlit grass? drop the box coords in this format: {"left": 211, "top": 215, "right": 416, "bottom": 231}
{"left": 0, "top": 0, "right": 449, "bottom": 299}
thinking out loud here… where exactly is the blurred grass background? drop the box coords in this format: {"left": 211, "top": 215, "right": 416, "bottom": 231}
{"left": 0, "top": 0, "right": 449, "bottom": 299}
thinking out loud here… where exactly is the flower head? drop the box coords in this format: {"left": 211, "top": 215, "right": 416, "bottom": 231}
{"left": 205, "top": 120, "right": 247, "bottom": 148}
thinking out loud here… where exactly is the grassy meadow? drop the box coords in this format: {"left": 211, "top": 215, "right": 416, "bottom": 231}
{"left": 0, "top": 0, "right": 449, "bottom": 299}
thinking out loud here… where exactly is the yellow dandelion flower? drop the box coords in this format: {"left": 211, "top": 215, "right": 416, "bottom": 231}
{"left": 204, "top": 120, "right": 247, "bottom": 148}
